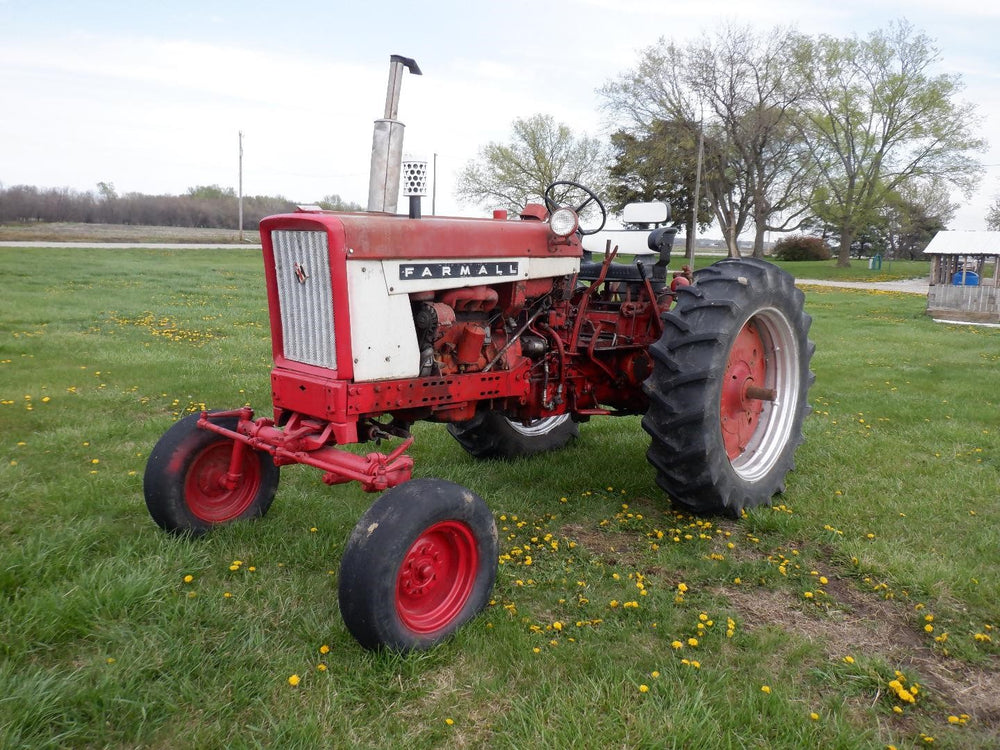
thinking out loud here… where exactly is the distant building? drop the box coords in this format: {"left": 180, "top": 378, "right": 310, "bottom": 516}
{"left": 923, "top": 231, "right": 1000, "bottom": 324}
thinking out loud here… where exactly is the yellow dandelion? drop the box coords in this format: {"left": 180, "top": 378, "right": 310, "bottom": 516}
{"left": 317, "top": 664, "right": 327, "bottom": 672}
{"left": 671, "top": 640, "right": 683, "bottom": 650}
{"left": 319, "top": 644, "right": 330, "bottom": 654}
{"left": 639, "top": 684, "right": 649, "bottom": 693}
{"left": 445, "top": 718, "right": 454, "bottom": 726}
{"left": 687, "top": 637, "right": 699, "bottom": 647}
{"left": 183, "top": 574, "right": 194, "bottom": 583}
{"left": 843, "top": 655, "right": 855, "bottom": 664}
{"left": 288, "top": 674, "right": 300, "bottom": 686}
{"left": 761, "top": 685, "right": 771, "bottom": 694}
{"left": 809, "top": 712, "right": 819, "bottom": 721}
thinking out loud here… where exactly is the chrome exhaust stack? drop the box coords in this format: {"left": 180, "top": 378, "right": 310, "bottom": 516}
{"left": 367, "top": 55, "right": 421, "bottom": 214}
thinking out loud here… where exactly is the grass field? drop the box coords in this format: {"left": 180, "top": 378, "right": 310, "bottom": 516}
{"left": 1, "top": 246, "right": 997, "bottom": 748}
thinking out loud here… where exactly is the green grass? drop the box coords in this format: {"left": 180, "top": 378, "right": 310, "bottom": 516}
{"left": 1, "top": 248, "right": 997, "bottom": 748}
{"left": 765, "top": 257, "right": 931, "bottom": 281}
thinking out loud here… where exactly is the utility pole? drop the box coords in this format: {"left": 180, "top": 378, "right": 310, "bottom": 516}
{"left": 688, "top": 119, "right": 703, "bottom": 267}
{"left": 432, "top": 152, "right": 437, "bottom": 216}
{"left": 238, "top": 130, "right": 244, "bottom": 242}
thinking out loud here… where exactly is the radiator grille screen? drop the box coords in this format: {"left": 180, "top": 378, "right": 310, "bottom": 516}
{"left": 271, "top": 230, "right": 336, "bottom": 369}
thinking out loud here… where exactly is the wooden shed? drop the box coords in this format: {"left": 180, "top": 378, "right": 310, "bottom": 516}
{"left": 923, "top": 230, "right": 1000, "bottom": 323}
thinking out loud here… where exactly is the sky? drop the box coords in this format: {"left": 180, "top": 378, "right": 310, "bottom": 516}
{"left": 1, "top": 0, "right": 998, "bottom": 234}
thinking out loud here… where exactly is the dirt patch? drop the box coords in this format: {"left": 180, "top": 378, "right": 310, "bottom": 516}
{"left": 724, "top": 585, "right": 1000, "bottom": 728}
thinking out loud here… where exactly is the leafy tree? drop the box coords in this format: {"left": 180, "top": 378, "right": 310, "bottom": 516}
{"left": 318, "top": 194, "right": 363, "bottom": 212}
{"left": 795, "top": 21, "right": 985, "bottom": 266}
{"left": 454, "top": 114, "right": 607, "bottom": 215}
{"left": 186, "top": 184, "right": 236, "bottom": 199}
{"left": 96, "top": 182, "right": 117, "bottom": 201}
{"left": 606, "top": 120, "right": 712, "bottom": 241}
{"left": 987, "top": 197, "right": 1000, "bottom": 230}
{"left": 881, "top": 177, "right": 956, "bottom": 259}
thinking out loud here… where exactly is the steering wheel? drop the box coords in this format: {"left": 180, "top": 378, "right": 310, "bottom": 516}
{"left": 543, "top": 180, "right": 607, "bottom": 236}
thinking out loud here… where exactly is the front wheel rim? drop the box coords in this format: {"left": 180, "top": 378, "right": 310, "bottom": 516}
{"left": 720, "top": 308, "right": 801, "bottom": 482}
{"left": 395, "top": 521, "right": 479, "bottom": 633}
{"left": 185, "top": 442, "right": 262, "bottom": 523}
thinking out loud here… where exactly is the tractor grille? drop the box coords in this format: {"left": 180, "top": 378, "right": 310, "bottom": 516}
{"left": 271, "top": 230, "right": 337, "bottom": 369}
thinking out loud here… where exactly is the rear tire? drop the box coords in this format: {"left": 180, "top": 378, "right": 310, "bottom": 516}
{"left": 642, "top": 258, "right": 814, "bottom": 515}
{"left": 143, "top": 412, "right": 280, "bottom": 535}
{"left": 338, "top": 479, "right": 498, "bottom": 651}
{"left": 447, "top": 411, "right": 578, "bottom": 460}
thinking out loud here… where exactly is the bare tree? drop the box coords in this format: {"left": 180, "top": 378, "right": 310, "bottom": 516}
{"left": 454, "top": 114, "right": 607, "bottom": 214}
{"left": 600, "top": 25, "right": 812, "bottom": 257}
{"left": 796, "top": 21, "right": 985, "bottom": 266}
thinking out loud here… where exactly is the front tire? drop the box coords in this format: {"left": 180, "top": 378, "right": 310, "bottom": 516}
{"left": 642, "top": 258, "right": 814, "bottom": 515}
{"left": 143, "top": 412, "right": 280, "bottom": 535}
{"left": 338, "top": 479, "right": 498, "bottom": 651}
{"left": 447, "top": 411, "right": 578, "bottom": 460}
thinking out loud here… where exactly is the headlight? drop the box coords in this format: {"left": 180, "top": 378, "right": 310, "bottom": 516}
{"left": 549, "top": 207, "right": 579, "bottom": 237}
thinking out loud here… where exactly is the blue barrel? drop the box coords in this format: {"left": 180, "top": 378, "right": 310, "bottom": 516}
{"left": 951, "top": 271, "right": 979, "bottom": 286}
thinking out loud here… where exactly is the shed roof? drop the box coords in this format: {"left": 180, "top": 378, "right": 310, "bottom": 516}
{"left": 923, "top": 230, "right": 1000, "bottom": 256}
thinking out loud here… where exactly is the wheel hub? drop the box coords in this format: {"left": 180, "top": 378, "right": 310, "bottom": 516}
{"left": 185, "top": 442, "right": 261, "bottom": 523}
{"left": 395, "top": 521, "right": 478, "bottom": 633}
{"left": 399, "top": 543, "right": 443, "bottom": 597}
{"left": 721, "top": 322, "right": 767, "bottom": 460}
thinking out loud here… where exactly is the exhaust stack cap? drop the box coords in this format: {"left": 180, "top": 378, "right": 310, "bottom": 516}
{"left": 401, "top": 159, "right": 428, "bottom": 197}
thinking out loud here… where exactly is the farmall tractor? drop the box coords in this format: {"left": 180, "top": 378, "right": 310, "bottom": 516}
{"left": 143, "top": 57, "right": 814, "bottom": 651}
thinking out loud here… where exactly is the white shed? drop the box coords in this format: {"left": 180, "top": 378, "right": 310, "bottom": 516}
{"left": 923, "top": 230, "right": 1000, "bottom": 323}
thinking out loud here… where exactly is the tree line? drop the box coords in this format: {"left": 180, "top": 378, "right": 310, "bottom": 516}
{"left": 0, "top": 182, "right": 361, "bottom": 229}
{"left": 457, "top": 20, "right": 985, "bottom": 267}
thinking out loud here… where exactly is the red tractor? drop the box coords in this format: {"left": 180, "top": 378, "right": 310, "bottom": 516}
{"left": 143, "top": 57, "right": 814, "bottom": 651}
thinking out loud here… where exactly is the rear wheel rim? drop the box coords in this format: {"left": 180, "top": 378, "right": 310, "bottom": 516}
{"left": 185, "top": 441, "right": 262, "bottom": 523}
{"left": 504, "top": 413, "right": 572, "bottom": 437}
{"left": 396, "top": 521, "right": 478, "bottom": 633}
{"left": 720, "top": 309, "right": 800, "bottom": 482}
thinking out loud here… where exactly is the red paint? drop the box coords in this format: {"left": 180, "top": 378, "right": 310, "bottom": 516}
{"left": 720, "top": 320, "right": 767, "bottom": 460}
{"left": 184, "top": 437, "right": 264, "bottom": 522}
{"left": 395, "top": 520, "right": 478, "bottom": 633}
{"left": 191, "top": 209, "right": 673, "bottom": 496}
